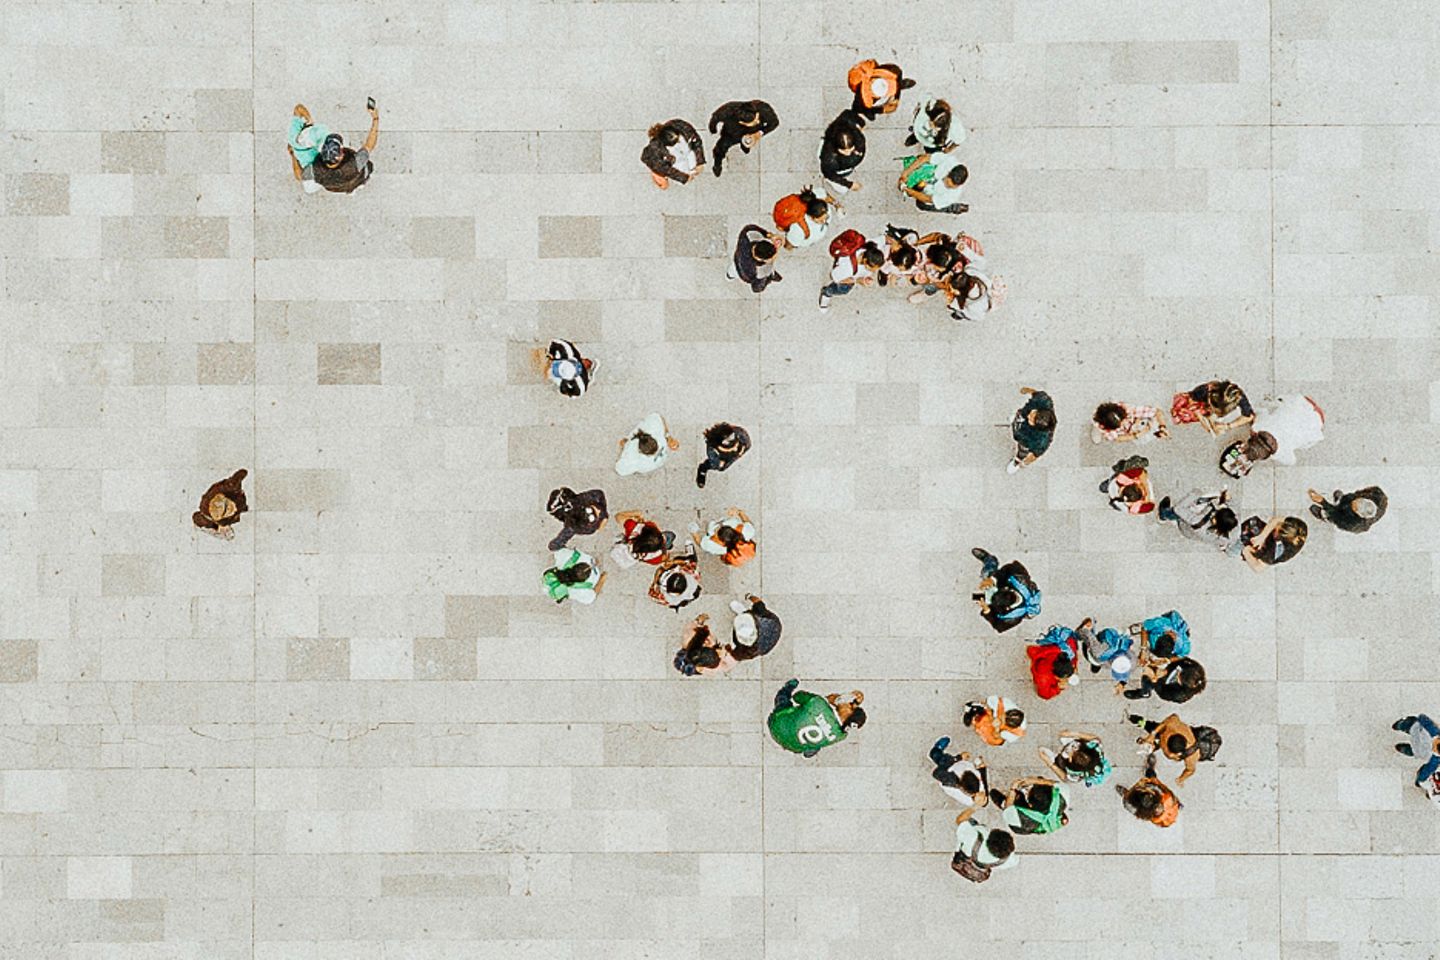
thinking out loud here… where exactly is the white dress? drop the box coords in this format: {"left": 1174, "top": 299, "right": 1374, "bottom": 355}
{"left": 1252, "top": 395, "right": 1324, "bottom": 465}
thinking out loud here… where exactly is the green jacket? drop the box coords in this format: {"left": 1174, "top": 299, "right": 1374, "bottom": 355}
{"left": 768, "top": 691, "right": 845, "bottom": 754}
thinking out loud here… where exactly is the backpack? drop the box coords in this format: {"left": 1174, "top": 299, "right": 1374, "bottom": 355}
{"left": 1192, "top": 726, "right": 1223, "bottom": 762}
{"left": 773, "top": 194, "right": 809, "bottom": 235}
{"left": 828, "top": 229, "right": 866, "bottom": 270}
{"left": 949, "top": 835, "right": 992, "bottom": 883}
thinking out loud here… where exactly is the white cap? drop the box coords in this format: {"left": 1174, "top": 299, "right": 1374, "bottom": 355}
{"left": 870, "top": 78, "right": 889, "bottom": 97}
{"left": 733, "top": 612, "right": 757, "bottom": 642}
{"left": 1111, "top": 654, "right": 1133, "bottom": 675}
{"left": 553, "top": 360, "right": 578, "bottom": 380}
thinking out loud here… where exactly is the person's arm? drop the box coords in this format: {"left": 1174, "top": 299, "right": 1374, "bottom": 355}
{"left": 1177, "top": 752, "right": 1197, "bottom": 784}
{"left": 1059, "top": 730, "right": 1099, "bottom": 742}
{"left": 896, "top": 156, "right": 927, "bottom": 189}
{"left": 1019, "top": 387, "right": 1036, "bottom": 396}
{"left": 902, "top": 184, "right": 931, "bottom": 202}
{"left": 914, "top": 232, "right": 947, "bottom": 245}
{"left": 684, "top": 123, "right": 706, "bottom": 167}
{"left": 707, "top": 104, "right": 726, "bottom": 134}
{"left": 288, "top": 146, "right": 304, "bottom": 181}
{"left": 362, "top": 102, "right": 380, "bottom": 153}
{"left": 758, "top": 101, "right": 779, "bottom": 135}
{"left": 614, "top": 510, "right": 644, "bottom": 525}
{"left": 1037, "top": 748, "right": 1065, "bottom": 781}
{"left": 293, "top": 103, "right": 312, "bottom": 123}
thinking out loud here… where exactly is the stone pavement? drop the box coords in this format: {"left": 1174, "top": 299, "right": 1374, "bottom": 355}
{"left": 1, "top": 1, "right": 1438, "bottom": 957}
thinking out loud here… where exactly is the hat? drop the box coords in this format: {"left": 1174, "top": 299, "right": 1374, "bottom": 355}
{"left": 1110, "top": 654, "right": 1133, "bottom": 676}
{"left": 733, "top": 612, "right": 757, "bottom": 644}
{"left": 552, "top": 359, "right": 579, "bottom": 381}
{"left": 869, "top": 77, "right": 889, "bottom": 98}
{"left": 319, "top": 134, "right": 344, "bottom": 165}
{"left": 1354, "top": 498, "right": 1379, "bottom": 519}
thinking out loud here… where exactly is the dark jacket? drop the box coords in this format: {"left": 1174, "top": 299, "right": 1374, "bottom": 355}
{"left": 820, "top": 110, "right": 867, "bottom": 188}
{"left": 709, "top": 100, "right": 779, "bottom": 140}
{"left": 641, "top": 119, "right": 706, "bottom": 183}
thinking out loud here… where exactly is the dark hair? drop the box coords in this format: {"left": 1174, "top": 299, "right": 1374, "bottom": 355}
{"left": 664, "top": 572, "right": 688, "bottom": 595}
{"left": 805, "top": 197, "right": 829, "bottom": 220}
{"left": 844, "top": 707, "right": 867, "bottom": 730}
{"left": 1066, "top": 744, "right": 1102, "bottom": 776}
{"left": 703, "top": 422, "right": 737, "bottom": 447}
{"left": 652, "top": 123, "right": 681, "bottom": 146}
{"left": 1166, "top": 734, "right": 1190, "bottom": 756}
{"left": 1025, "top": 784, "right": 1054, "bottom": 810}
{"left": 835, "top": 127, "right": 859, "bottom": 152}
{"left": 1211, "top": 507, "right": 1239, "bottom": 537}
{"left": 860, "top": 244, "right": 885, "bottom": 269}
{"left": 1003, "top": 708, "right": 1025, "bottom": 729}
{"left": 990, "top": 587, "right": 1020, "bottom": 615}
{"left": 1094, "top": 403, "right": 1126, "bottom": 430}
{"left": 752, "top": 240, "right": 777, "bottom": 262}
{"left": 636, "top": 432, "right": 659, "bottom": 456}
{"left": 1053, "top": 655, "right": 1074, "bottom": 679}
{"left": 1031, "top": 408, "right": 1056, "bottom": 431}
{"left": 1207, "top": 380, "right": 1243, "bottom": 416}
{"left": 985, "top": 829, "right": 1015, "bottom": 859}
{"left": 553, "top": 562, "right": 592, "bottom": 586}
{"left": 927, "top": 244, "right": 957, "bottom": 271}
{"left": 958, "top": 771, "right": 981, "bottom": 794}
{"left": 1278, "top": 517, "right": 1309, "bottom": 551}
{"left": 689, "top": 644, "right": 720, "bottom": 669}
{"left": 715, "top": 524, "right": 743, "bottom": 549}
{"left": 1244, "top": 431, "right": 1279, "bottom": 461}
{"left": 890, "top": 246, "right": 917, "bottom": 270}
{"left": 631, "top": 524, "right": 666, "bottom": 556}
{"left": 1152, "top": 633, "right": 1177, "bottom": 658}
{"left": 1163, "top": 658, "right": 1207, "bottom": 702}
{"left": 1128, "top": 785, "right": 1160, "bottom": 818}
{"left": 1119, "top": 484, "right": 1144, "bottom": 504}
{"left": 944, "top": 164, "right": 969, "bottom": 187}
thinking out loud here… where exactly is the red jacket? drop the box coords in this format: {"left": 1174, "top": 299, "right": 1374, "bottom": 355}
{"left": 1027, "top": 638, "right": 1077, "bottom": 700}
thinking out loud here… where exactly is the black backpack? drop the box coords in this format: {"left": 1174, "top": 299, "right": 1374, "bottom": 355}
{"left": 1193, "top": 726, "right": 1223, "bottom": 762}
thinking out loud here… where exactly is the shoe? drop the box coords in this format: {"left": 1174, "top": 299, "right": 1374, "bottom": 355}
{"left": 1396, "top": 744, "right": 1415, "bottom": 756}
{"left": 713, "top": 164, "right": 723, "bottom": 178}
{"left": 1006, "top": 458, "right": 1022, "bottom": 475}
{"left": 818, "top": 292, "right": 831, "bottom": 311}
{"left": 933, "top": 736, "right": 951, "bottom": 752}
{"left": 1393, "top": 717, "right": 1415, "bottom": 731}
{"left": 1309, "top": 505, "right": 1324, "bottom": 521}
{"left": 726, "top": 265, "right": 737, "bottom": 281}
{"left": 1157, "top": 496, "right": 1172, "bottom": 514}
{"left": 970, "top": 547, "right": 995, "bottom": 564}
{"left": 1123, "top": 689, "right": 1146, "bottom": 700}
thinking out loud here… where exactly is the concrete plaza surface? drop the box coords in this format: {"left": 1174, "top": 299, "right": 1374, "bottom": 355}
{"left": 2, "top": 0, "right": 1438, "bottom": 956}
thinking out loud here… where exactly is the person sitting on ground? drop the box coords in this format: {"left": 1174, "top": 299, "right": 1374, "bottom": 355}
{"left": 951, "top": 819, "right": 1016, "bottom": 883}
{"left": 773, "top": 186, "right": 838, "bottom": 250}
{"left": 767, "top": 679, "right": 865, "bottom": 757}
{"left": 971, "top": 547, "right": 1042, "bottom": 633}
{"left": 1170, "top": 379, "right": 1254, "bottom": 435}
{"left": 1157, "top": 488, "right": 1243, "bottom": 556}
{"left": 707, "top": 99, "right": 778, "bottom": 177}
{"left": 1308, "top": 486, "right": 1387, "bottom": 534}
{"left": 543, "top": 548, "right": 602, "bottom": 605}
{"left": 1027, "top": 625, "right": 1080, "bottom": 701}
{"left": 648, "top": 547, "right": 701, "bottom": 610}
{"left": 1124, "top": 651, "right": 1207, "bottom": 704}
{"left": 1130, "top": 713, "right": 1222, "bottom": 785}
{"left": 695, "top": 422, "right": 752, "bottom": 488}
{"left": 819, "top": 109, "right": 867, "bottom": 195}
{"left": 726, "top": 225, "right": 784, "bottom": 294}
{"left": 991, "top": 776, "right": 1070, "bottom": 836}
{"left": 1117, "top": 755, "right": 1182, "bottom": 827}
{"left": 1393, "top": 714, "right": 1440, "bottom": 791}
{"left": 1092, "top": 401, "right": 1169, "bottom": 444}
{"left": 288, "top": 100, "right": 379, "bottom": 195}
{"left": 1239, "top": 515, "right": 1308, "bottom": 570}
{"left": 193, "top": 469, "right": 249, "bottom": 539}
{"left": 906, "top": 97, "right": 962, "bottom": 151}
{"left": 696, "top": 508, "right": 757, "bottom": 568}
{"left": 1101, "top": 455, "right": 1156, "bottom": 515}
{"left": 1039, "top": 731, "right": 1112, "bottom": 788}
{"left": 545, "top": 338, "right": 595, "bottom": 398}
{"left": 929, "top": 737, "right": 991, "bottom": 820}
{"left": 612, "top": 511, "right": 674, "bottom": 567}
{"left": 846, "top": 58, "right": 916, "bottom": 120}
{"left": 616, "top": 413, "right": 680, "bottom": 476}
{"left": 545, "top": 486, "right": 608, "bottom": 551}
{"left": 963, "top": 696, "right": 1026, "bottom": 746}
{"left": 673, "top": 613, "right": 737, "bottom": 677}
{"left": 729, "top": 594, "right": 782, "bottom": 662}
{"left": 897, "top": 147, "right": 969, "bottom": 215}
{"left": 1009, "top": 387, "right": 1056, "bottom": 474}
{"left": 641, "top": 118, "right": 705, "bottom": 189}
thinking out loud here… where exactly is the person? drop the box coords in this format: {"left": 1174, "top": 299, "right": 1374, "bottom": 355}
{"left": 818, "top": 232, "right": 884, "bottom": 310}
{"left": 767, "top": 679, "right": 865, "bottom": 757}
{"left": 1130, "top": 713, "right": 1222, "bottom": 785}
{"left": 1124, "top": 653, "right": 1207, "bottom": 704}
{"left": 992, "top": 777, "right": 1069, "bottom": 836}
{"left": 846, "top": 59, "right": 916, "bottom": 120}
{"left": 727, "top": 225, "right": 784, "bottom": 293}
{"left": 1116, "top": 755, "right": 1182, "bottom": 827}
{"left": 1170, "top": 380, "right": 1254, "bottom": 435}
{"left": 1157, "top": 488, "right": 1243, "bottom": 556}
{"left": 542, "top": 548, "right": 602, "bottom": 605}
{"left": 641, "top": 119, "right": 706, "bottom": 189}
{"left": 963, "top": 696, "right": 1026, "bottom": 746}
{"left": 1221, "top": 395, "right": 1324, "bottom": 477}
{"left": 193, "top": 469, "right": 249, "bottom": 539}
{"left": 928, "top": 737, "right": 991, "bottom": 819}
{"left": 971, "top": 547, "right": 1042, "bottom": 633}
{"left": 1038, "top": 731, "right": 1112, "bottom": 788}
{"left": 897, "top": 147, "right": 969, "bottom": 215}
{"left": 696, "top": 508, "right": 757, "bottom": 567}
{"left": 648, "top": 547, "right": 701, "bottom": 610}
{"left": 616, "top": 413, "right": 679, "bottom": 476}
{"left": 773, "top": 187, "right": 837, "bottom": 250}
{"left": 288, "top": 100, "right": 379, "bottom": 194}
{"left": 1092, "top": 401, "right": 1169, "bottom": 444}
{"left": 1240, "top": 516, "right": 1308, "bottom": 570}
{"left": 951, "top": 820, "right": 1016, "bottom": 883}
{"left": 729, "top": 594, "right": 782, "bottom": 662}
{"left": 695, "top": 422, "right": 751, "bottom": 488}
{"left": 1076, "top": 617, "right": 1134, "bottom": 688}
{"left": 545, "top": 486, "right": 608, "bottom": 550}
{"left": 673, "top": 613, "right": 737, "bottom": 677}
{"left": 1027, "top": 625, "right": 1080, "bottom": 701}
{"left": 1008, "top": 387, "right": 1056, "bottom": 473}
{"left": 1132, "top": 610, "right": 1191, "bottom": 660}
{"left": 879, "top": 226, "right": 922, "bottom": 287}
{"left": 707, "top": 99, "right": 778, "bottom": 177}
{"left": 545, "top": 339, "right": 594, "bottom": 398}
{"left": 819, "top": 110, "right": 867, "bottom": 195}
{"left": 612, "top": 510, "right": 674, "bottom": 567}
{"left": 906, "top": 233, "right": 961, "bottom": 303}
{"left": 1309, "top": 486, "right": 1387, "bottom": 533}
{"left": 945, "top": 268, "right": 999, "bottom": 322}
{"left": 1100, "top": 455, "right": 1156, "bottom": 515}
{"left": 1392, "top": 714, "right": 1440, "bottom": 789}
{"left": 906, "top": 97, "right": 962, "bottom": 151}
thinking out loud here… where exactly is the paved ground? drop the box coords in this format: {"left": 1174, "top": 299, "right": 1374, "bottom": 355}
{"left": 2, "top": 1, "right": 1438, "bottom": 957}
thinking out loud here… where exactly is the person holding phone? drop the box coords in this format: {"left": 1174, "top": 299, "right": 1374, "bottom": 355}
{"left": 287, "top": 98, "right": 380, "bottom": 194}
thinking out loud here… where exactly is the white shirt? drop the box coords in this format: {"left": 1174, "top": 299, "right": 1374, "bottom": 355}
{"left": 786, "top": 216, "right": 829, "bottom": 249}
{"left": 668, "top": 142, "right": 697, "bottom": 176}
{"left": 1252, "top": 395, "right": 1324, "bottom": 465}
{"left": 927, "top": 151, "right": 966, "bottom": 207}
{"left": 615, "top": 413, "right": 670, "bottom": 476}
{"left": 955, "top": 821, "right": 1016, "bottom": 870}
{"left": 829, "top": 256, "right": 874, "bottom": 285}
{"left": 938, "top": 758, "right": 985, "bottom": 807}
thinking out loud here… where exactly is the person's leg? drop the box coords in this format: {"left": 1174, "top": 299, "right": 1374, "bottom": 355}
{"left": 1123, "top": 678, "right": 1155, "bottom": 700}
{"left": 962, "top": 702, "right": 985, "bottom": 727}
{"left": 1417, "top": 714, "right": 1439, "bottom": 736}
{"left": 547, "top": 525, "right": 576, "bottom": 551}
{"left": 712, "top": 133, "right": 739, "bottom": 176}
{"left": 774, "top": 679, "right": 798, "bottom": 711}
{"left": 695, "top": 449, "right": 721, "bottom": 488}
{"left": 970, "top": 548, "right": 999, "bottom": 577}
{"left": 1417, "top": 754, "right": 1440, "bottom": 785}
{"left": 1393, "top": 716, "right": 1418, "bottom": 732}
{"left": 929, "top": 737, "right": 957, "bottom": 768}
{"left": 1396, "top": 742, "right": 1415, "bottom": 756}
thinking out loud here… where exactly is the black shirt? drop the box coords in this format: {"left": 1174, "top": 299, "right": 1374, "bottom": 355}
{"left": 313, "top": 148, "right": 372, "bottom": 194}
{"left": 820, "top": 110, "right": 867, "bottom": 188}
{"left": 709, "top": 100, "right": 779, "bottom": 139}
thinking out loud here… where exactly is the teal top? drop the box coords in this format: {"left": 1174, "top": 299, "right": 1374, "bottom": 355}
{"left": 287, "top": 116, "right": 332, "bottom": 167}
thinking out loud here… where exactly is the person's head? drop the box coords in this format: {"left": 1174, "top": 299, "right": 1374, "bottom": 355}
{"left": 802, "top": 190, "right": 830, "bottom": 221}
{"left": 546, "top": 487, "right": 580, "bottom": 522}
{"left": 1094, "top": 402, "right": 1126, "bottom": 431}
{"left": 554, "top": 562, "right": 592, "bottom": 586}
{"left": 1277, "top": 517, "right": 1309, "bottom": 552}
{"left": 206, "top": 492, "right": 238, "bottom": 523}
{"left": 715, "top": 523, "right": 743, "bottom": 549}
{"left": 1003, "top": 708, "right": 1025, "bottom": 729}
{"left": 632, "top": 524, "right": 666, "bottom": 556}
{"left": 688, "top": 644, "right": 720, "bottom": 670}
{"left": 1165, "top": 734, "right": 1190, "bottom": 757}
{"left": 635, "top": 431, "right": 659, "bottom": 456}
{"left": 942, "top": 164, "right": 969, "bottom": 188}
{"left": 1151, "top": 632, "right": 1177, "bottom": 658}
{"left": 1127, "top": 784, "right": 1161, "bottom": 819}
{"left": 1066, "top": 743, "right": 1103, "bottom": 777}
{"left": 1243, "top": 431, "right": 1279, "bottom": 462}
{"left": 1119, "top": 483, "right": 1144, "bottom": 504}
{"left": 989, "top": 587, "right": 1020, "bottom": 615}
{"left": 650, "top": 123, "right": 681, "bottom": 146}
{"left": 1053, "top": 655, "right": 1075, "bottom": 680}
{"left": 958, "top": 770, "right": 982, "bottom": 795}
{"left": 1029, "top": 407, "right": 1056, "bottom": 431}
{"left": 751, "top": 239, "right": 777, "bottom": 263}
{"left": 859, "top": 244, "right": 885, "bottom": 270}
{"left": 664, "top": 572, "right": 688, "bottom": 595}
{"left": 927, "top": 99, "right": 952, "bottom": 126}
{"left": 703, "top": 422, "right": 738, "bottom": 449}
{"left": 319, "top": 134, "right": 345, "bottom": 167}
{"left": 1169, "top": 658, "right": 1208, "bottom": 699}
{"left": 889, "top": 246, "right": 917, "bottom": 271}
{"left": 984, "top": 829, "right": 1015, "bottom": 860}
{"left": 1024, "top": 783, "right": 1054, "bottom": 810}
{"left": 1351, "top": 497, "right": 1381, "bottom": 520}
{"left": 926, "top": 243, "right": 957, "bottom": 272}
{"left": 842, "top": 706, "right": 867, "bottom": 731}
{"left": 1207, "top": 380, "right": 1244, "bottom": 416}
{"left": 1211, "top": 507, "right": 1239, "bottom": 538}
{"left": 834, "top": 125, "right": 860, "bottom": 154}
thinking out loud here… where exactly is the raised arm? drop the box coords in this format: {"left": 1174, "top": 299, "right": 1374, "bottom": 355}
{"left": 362, "top": 102, "right": 380, "bottom": 153}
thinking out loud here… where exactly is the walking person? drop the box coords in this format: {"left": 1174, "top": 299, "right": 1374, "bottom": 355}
{"left": 695, "top": 508, "right": 757, "bottom": 568}
{"left": 543, "top": 548, "right": 603, "bottom": 605}
{"left": 818, "top": 230, "right": 884, "bottom": 310}
{"left": 992, "top": 777, "right": 1070, "bottom": 836}
{"left": 1008, "top": 387, "right": 1056, "bottom": 474}
{"left": 1308, "top": 486, "right": 1387, "bottom": 533}
{"left": 729, "top": 594, "right": 782, "bottom": 662}
{"left": 897, "top": 147, "right": 969, "bottom": 215}
{"left": 767, "top": 679, "right": 865, "bottom": 757}
{"left": 545, "top": 486, "right": 608, "bottom": 551}
{"left": 1100, "top": 455, "right": 1156, "bottom": 515}
{"left": 641, "top": 118, "right": 706, "bottom": 189}
{"left": 193, "top": 469, "right": 249, "bottom": 539}
{"left": 673, "top": 613, "right": 737, "bottom": 677}
{"left": 708, "top": 99, "right": 778, "bottom": 177}
{"left": 545, "top": 338, "right": 595, "bottom": 398}
{"left": 1117, "top": 755, "right": 1182, "bottom": 827}
{"left": 1239, "top": 515, "right": 1308, "bottom": 570}
{"left": 695, "top": 422, "right": 752, "bottom": 488}
{"left": 951, "top": 820, "right": 1016, "bottom": 883}
{"left": 612, "top": 510, "right": 674, "bottom": 567}
{"left": 1077, "top": 617, "right": 1135, "bottom": 688}
{"left": 616, "top": 413, "right": 680, "bottom": 477}
{"left": 971, "top": 547, "right": 1042, "bottom": 633}
{"left": 648, "top": 546, "right": 701, "bottom": 610}
{"left": 819, "top": 110, "right": 867, "bottom": 195}
{"left": 928, "top": 737, "right": 991, "bottom": 820}
{"left": 1157, "top": 488, "right": 1243, "bottom": 555}
{"left": 726, "top": 225, "right": 784, "bottom": 293}
{"left": 1092, "top": 401, "right": 1170, "bottom": 444}
{"left": 1133, "top": 610, "right": 1191, "bottom": 660}
{"left": 1130, "top": 713, "right": 1222, "bottom": 785}
{"left": 287, "top": 100, "right": 379, "bottom": 194}
{"left": 846, "top": 58, "right": 916, "bottom": 120}
{"left": 1123, "top": 652, "right": 1207, "bottom": 704}
{"left": 906, "top": 97, "right": 962, "bottom": 151}
{"left": 1392, "top": 714, "right": 1440, "bottom": 790}
{"left": 1027, "top": 625, "right": 1080, "bottom": 701}
{"left": 1038, "top": 731, "right": 1113, "bottom": 788}
{"left": 1170, "top": 379, "right": 1254, "bottom": 436}
{"left": 773, "top": 187, "right": 838, "bottom": 250}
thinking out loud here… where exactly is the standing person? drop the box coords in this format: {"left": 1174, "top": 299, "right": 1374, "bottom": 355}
{"left": 707, "top": 99, "right": 778, "bottom": 177}
{"left": 695, "top": 508, "right": 758, "bottom": 568}
{"left": 542, "top": 548, "right": 602, "bottom": 605}
{"left": 963, "top": 696, "right": 1027, "bottom": 746}
{"left": 288, "top": 99, "right": 379, "bottom": 194}
{"left": 1124, "top": 653, "right": 1207, "bottom": 704}
{"left": 819, "top": 110, "right": 867, "bottom": 195}
{"left": 1130, "top": 713, "right": 1222, "bottom": 785}
{"left": 727, "top": 224, "right": 784, "bottom": 293}
{"left": 696, "top": 422, "right": 751, "bottom": 488}
{"left": 1092, "top": 401, "right": 1169, "bottom": 444}
{"left": 992, "top": 777, "right": 1070, "bottom": 836}
{"left": 1008, "top": 387, "right": 1056, "bottom": 474}
{"left": 545, "top": 339, "right": 595, "bottom": 397}
{"left": 846, "top": 58, "right": 916, "bottom": 120}
{"left": 1116, "top": 756, "right": 1182, "bottom": 827}
{"left": 1158, "top": 488, "right": 1243, "bottom": 556}
{"left": 767, "top": 679, "right": 866, "bottom": 757}
{"left": 1170, "top": 380, "right": 1254, "bottom": 436}
{"left": 648, "top": 547, "right": 701, "bottom": 610}
{"left": 906, "top": 97, "right": 962, "bottom": 151}
{"left": 612, "top": 510, "right": 674, "bottom": 567}
{"left": 879, "top": 226, "right": 921, "bottom": 287}
{"left": 545, "top": 486, "right": 608, "bottom": 551}
{"left": 1038, "top": 731, "right": 1113, "bottom": 788}
{"left": 1220, "top": 395, "right": 1325, "bottom": 477}
{"left": 945, "top": 268, "right": 1000, "bottom": 323}
{"left": 1077, "top": 617, "right": 1134, "bottom": 689}
{"left": 971, "top": 547, "right": 1042, "bottom": 633}
{"left": 773, "top": 187, "right": 837, "bottom": 250}
{"left": 818, "top": 231, "right": 884, "bottom": 310}
{"left": 1100, "top": 455, "right": 1157, "bottom": 515}
{"left": 928, "top": 738, "right": 991, "bottom": 820}
{"left": 951, "top": 820, "right": 1016, "bottom": 883}
{"left": 897, "top": 147, "right": 969, "bottom": 215}
{"left": 616, "top": 413, "right": 680, "bottom": 477}
{"left": 673, "top": 613, "right": 737, "bottom": 677}
{"left": 641, "top": 118, "right": 706, "bottom": 189}
{"left": 729, "top": 594, "right": 782, "bottom": 662}
{"left": 1392, "top": 714, "right": 1440, "bottom": 789}
{"left": 1027, "top": 625, "right": 1080, "bottom": 701}
{"left": 1308, "top": 486, "right": 1387, "bottom": 533}
{"left": 1239, "top": 516, "right": 1308, "bottom": 570}
{"left": 1133, "top": 610, "right": 1191, "bottom": 660}
{"left": 193, "top": 469, "right": 249, "bottom": 539}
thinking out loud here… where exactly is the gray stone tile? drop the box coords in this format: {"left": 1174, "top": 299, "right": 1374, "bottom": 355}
{"left": 538, "top": 216, "right": 602, "bottom": 259}
{"left": 317, "top": 343, "right": 382, "bottom": 385}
